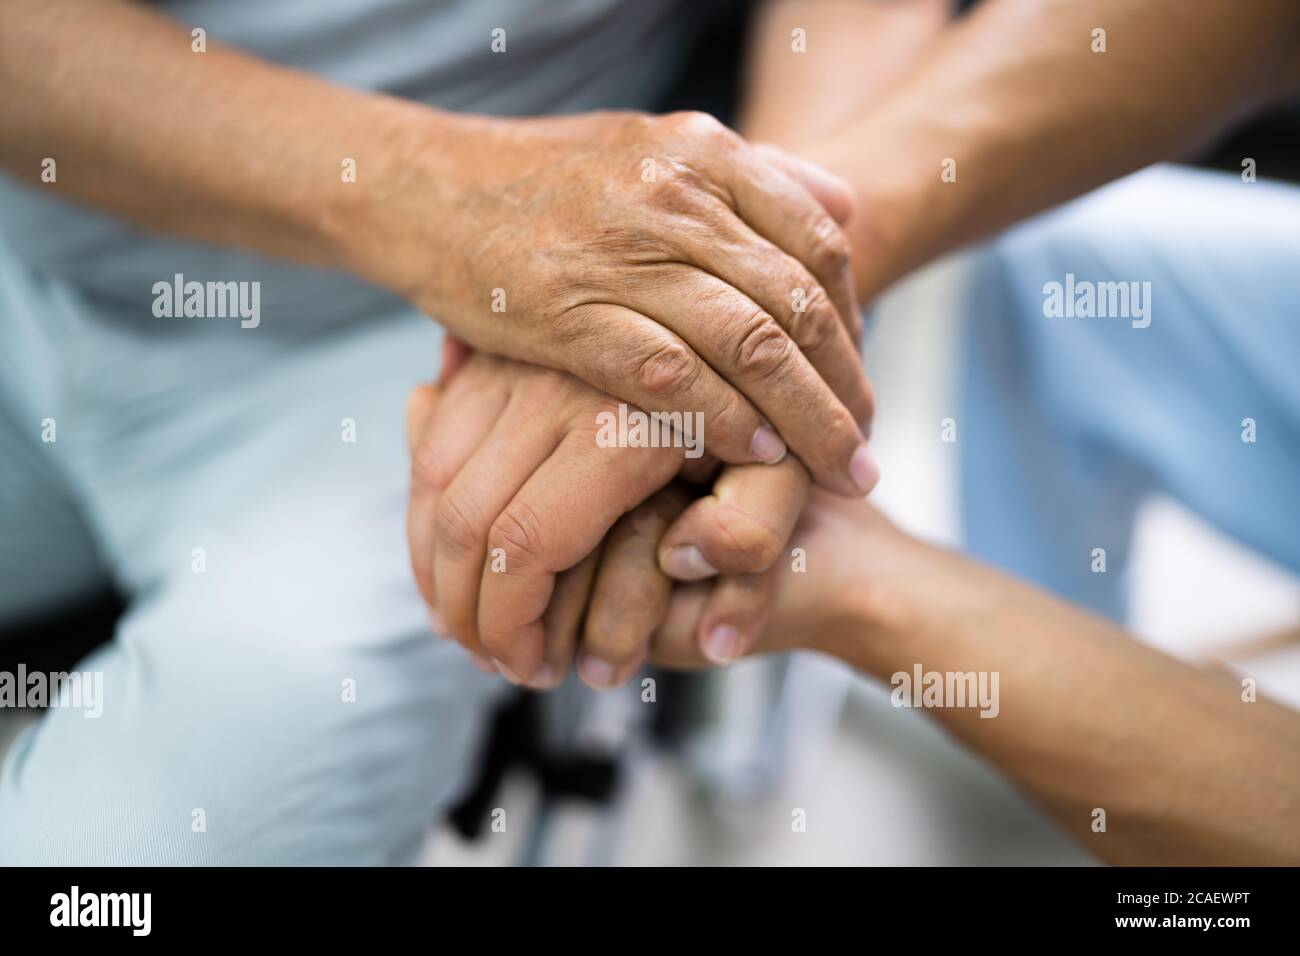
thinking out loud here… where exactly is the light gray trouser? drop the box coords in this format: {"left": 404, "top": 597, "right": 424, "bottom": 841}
{"left": 0, "top": 249, "right": 494, "bottom": 864}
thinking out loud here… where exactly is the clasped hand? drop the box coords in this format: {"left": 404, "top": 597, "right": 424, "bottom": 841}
{"left": 402, "top": 116, "right": 880, "bottom": 686}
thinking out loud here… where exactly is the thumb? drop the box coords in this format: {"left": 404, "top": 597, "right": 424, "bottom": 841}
{"left": 405, "top": 383, "right": 441, "bottom": 454}
{"left": 752, "top": 142, "right": 855, "bottom": 226}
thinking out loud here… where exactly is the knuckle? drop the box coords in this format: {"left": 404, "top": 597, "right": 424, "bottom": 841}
{"left": 410, "top": 439, "right": 450, "bottom": 494}
{"left": 433, "top": 494, "right": 484, "bottom": 560}
{"left": 629, "top": 338, "right": 699, "bottom": 402}
{"left": 488, "top": 501, "right": 548, "bottom": 570}
{"left": 573, "top": 394, "right": 632, "bottom": 444}
{"left": 617, "top": 111, "right": 658, "bottom": 141}
{"left": 592, "top": 626, "right": 649, "bottom": 665}
{"left": 627, "top": 498, "right": 670, "bottom": 539}
{"left": 664, "top": 110, "right": 728, "bottom": 144}
{"left": 711, "top": 510, "right": 784, "bottom": 571}
{"left": 588, "top": 600, "right": 658, "bottom": 657}
{"left": 809, "top": 217, "right": 852, "bottom": 276}
{"left": 730, "top": 310, "right": 794, "bottom": 381}
{"left": 787, "top": 285, "right": 839, "bottom": 353}
{"left": 646, "top": 166, "right": 709, "bottom": 217}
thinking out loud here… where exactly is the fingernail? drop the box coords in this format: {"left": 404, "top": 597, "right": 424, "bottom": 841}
{"left": 492, "top": 658, "right": 525, "bottom": 685}
{"left": 750, "top": 425, "right": 787, "bottom": 464}
{"left": 527, "top": 662, "right": 560, "bottom": 690}
{"left": 428, "top": 608, "right": 448, "bottom": 634}
{"left": 849, "top": 443, "right": 880, "bottom": 495}
{"left": 468, "top": 652, "right": 497, "bottom": 675}
{"left": 660, "top": 544, "right": 718, "bottom": 581}
{"left": 703, "top": 624, "right": 741, "bottom": 664}
{"left": 578, "top": 654, "right": 618, "bottom": 689}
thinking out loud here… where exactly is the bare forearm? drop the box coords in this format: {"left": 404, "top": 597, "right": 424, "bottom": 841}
{"left": 805, "top": 0, "right": 1300, "bottom": 301}
{"left": 830, "top": 544, "right": 1300, "bottom": 865}
{"left": 0, "top": 0, "right": 465, "bottom": 294}
{"left": 740, "top": 0, "right": 953, "bottom": 147}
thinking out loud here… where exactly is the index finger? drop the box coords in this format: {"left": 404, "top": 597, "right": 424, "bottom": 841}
{"left": 750, "top": 142, "right": 863, "bottom": 343}
{"left": 727, "top": 147, "right": 863, "bottom": 354}
{"left": 476, "top": 427, "right": 682, "bottom": 682}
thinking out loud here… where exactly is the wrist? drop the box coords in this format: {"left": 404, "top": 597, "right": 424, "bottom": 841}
{"left": 804, "top": 113, "right": 956, "bottom": 304}
{"left": 327, "top": 99, "right": 496, "bottom": 306}
{"left": 811, "top": 528, "right": 982, "bottom": 678}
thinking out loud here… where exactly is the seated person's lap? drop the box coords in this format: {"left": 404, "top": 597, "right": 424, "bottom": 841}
{"left": 0, "top": 252, "right": 493, "bottom": 863}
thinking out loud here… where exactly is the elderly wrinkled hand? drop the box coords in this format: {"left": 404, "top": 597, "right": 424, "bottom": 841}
{"left": 385, "top": 111, "right": 877, "bottom": 495}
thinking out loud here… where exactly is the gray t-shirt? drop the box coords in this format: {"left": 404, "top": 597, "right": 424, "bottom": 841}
{"left": 0, "top": 0, "right": 698, "bottom": 326}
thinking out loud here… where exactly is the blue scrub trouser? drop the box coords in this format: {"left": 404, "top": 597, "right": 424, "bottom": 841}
{"left": 959, "top": 165, "right": 1300, "bottom": 620}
